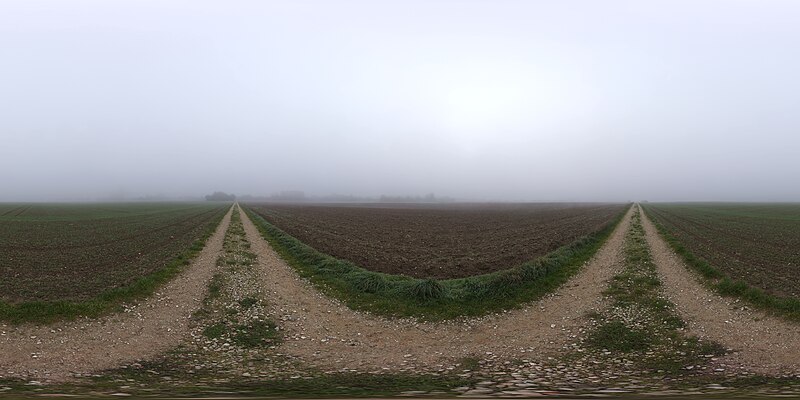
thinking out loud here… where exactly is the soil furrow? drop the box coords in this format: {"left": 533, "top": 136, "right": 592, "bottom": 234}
{"left": 0, "top": 205, "right": 234, "bottom": 382}
{"left": 640, "top": 205, "right": 800, "bottom": 375}
{"left": 239, "top": 204, "right": 634, "bottom": 372}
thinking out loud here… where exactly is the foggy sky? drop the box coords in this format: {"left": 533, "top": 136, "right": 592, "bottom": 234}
{"left": 2, "top": 0, "right": 800, "bottom": 202}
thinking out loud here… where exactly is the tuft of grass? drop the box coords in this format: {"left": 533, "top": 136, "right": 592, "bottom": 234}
{"left": 587, "top": 320, "right": 652, "bottom": 352}
{"left": 243, "top": 206, "right": 628, "bottom": 321}
{"left": 407, "top": 279, "right": 448, "bottom": 301}
{"left": 484, "top": 269, "right": 527, "bottom": 294}
{"left": 207, "top": 273, "right": 225, "bottom": 300}
{"left": 350, "top": 271, "right": 389, "bottom": 294}
{"left": 460, "top": 278, "right": 489, "bottom": 299}
{"left": 237, "top": 296, "right": 259, "bottom": 309}
{"left": 458, "top": 356, "right": 481, "bottom": 371}
{"left": 202, "top": 321, "right": 227, "bottom": 339}
{"left": 231, "top": 320, "right": 281, "bottom": 348}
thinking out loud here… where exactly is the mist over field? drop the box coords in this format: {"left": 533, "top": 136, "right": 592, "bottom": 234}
{"left": 2, "top": 0, "right": 800, "bottom": 202}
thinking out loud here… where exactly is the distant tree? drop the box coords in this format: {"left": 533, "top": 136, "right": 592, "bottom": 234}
{"left": 205, "top": 191, "right": 235, "bottom": 201}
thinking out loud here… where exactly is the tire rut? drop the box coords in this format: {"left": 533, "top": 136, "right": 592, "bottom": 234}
{"left": 239, "top": 205, "right": 634, "bottom": 372}
{"left": 640, "top": 205, "right": 800, "bottom": 376}
{"left": 0, "top": 205, "right": 234, "bottom": 382}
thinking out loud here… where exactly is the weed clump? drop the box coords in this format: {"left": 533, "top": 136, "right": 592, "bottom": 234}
{"left": 203, "top": 322, "right": 226, "bottom": 339}
{"left": 238, "top": 297, "right": 258, "bottom": 309}
{"left": 587, "top": 320, "right": 652, "bottom": 352}
{"left": 232, "top": 320, "right": 281, "bottom": 348}
{"left": 351, "top": 272, "right": 389, "bottom": 294}
{"left": 408, "top": 279, "right": 448, "bottom": 301}
{"left": 461, "top": 279, "right": 488, "bottom": 299}
{"left": 485, "top": 269, "right": 526, "bottom": 294}
{"left": 207, "top": 274, "right": 224, "bottom": 300}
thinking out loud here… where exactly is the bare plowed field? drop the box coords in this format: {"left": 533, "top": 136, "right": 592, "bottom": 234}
{"left": 247, "top": 203, "right": 627, "bottom": 279}
{"left": 0, "top": 203, "right": 228, "bottom": 302}
{"left": 643, "top": 203, "right": 800, "bottom": 298}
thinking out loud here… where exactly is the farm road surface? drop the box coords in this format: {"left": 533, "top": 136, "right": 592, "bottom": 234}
{"left": 0, "top": 205, "right": 234, "bottom": 382}
{"left": 640, "top": 205, "right": 800, "bottom": 376}
{"left": 239, "top": 205, "right": 634, "bottom": 372}
{"left": 3, "top": 201, "right": 796, "bottom": 385}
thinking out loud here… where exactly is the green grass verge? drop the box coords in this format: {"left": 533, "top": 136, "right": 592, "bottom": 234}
{"left": 641, "top": 206, "right": 800, "bottom": 322}
{"left": 243, "top": 205, "right": 629, "bottom": 321}
{"left": 187, "top": 373, "right": 468, "bottom": 398}
{"left": 0, "top": 206, "right": 230, "bottom": 324}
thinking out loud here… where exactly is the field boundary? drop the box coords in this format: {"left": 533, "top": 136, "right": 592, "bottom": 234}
{"left": 640, "top": 205, "right": 800, "bottom": 322}
{"left": 243, "top": 204, "right": 630, "bottom": 320}
{"left": 0, "top": 205, "right": 232, "bottom": 324}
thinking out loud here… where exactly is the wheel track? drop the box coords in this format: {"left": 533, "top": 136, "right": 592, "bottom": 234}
{"left": 640, "top": 205, "right": 800, "bottom": 376}
{"left": 239, "top": 205, "right": 634, "bottom": 372}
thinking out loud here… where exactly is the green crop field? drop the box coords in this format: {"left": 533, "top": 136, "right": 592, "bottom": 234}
{"left": 0, "top": 203, "right": 228, "bottom": 304}
{"left": 643, "top": 203, "right": 800, "bottom": 299}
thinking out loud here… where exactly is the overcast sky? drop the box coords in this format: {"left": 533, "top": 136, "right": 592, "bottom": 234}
{"left": 2, "top": 0, "right": 799, "bottom": 202}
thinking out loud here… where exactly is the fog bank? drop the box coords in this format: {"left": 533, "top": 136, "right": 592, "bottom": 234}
{"left": 2, "top": 1, "right": 800, "bottom": 202}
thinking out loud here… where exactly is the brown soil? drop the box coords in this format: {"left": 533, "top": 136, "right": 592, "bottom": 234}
{"left": 640, "top": 206, "right": 800, "bottom": 375}
{"left": 240, "top": 204, "right": 633, "bottom": 372}
{"left": 0, "top": 205, "right": 234, "bottom": 382}
{"left": 248, "top": 202, "right": 627, "bottom": 279}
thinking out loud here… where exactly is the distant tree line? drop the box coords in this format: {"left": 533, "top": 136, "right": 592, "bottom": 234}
{"left": 205, "top": 191, "right": 236, "bottom": 201}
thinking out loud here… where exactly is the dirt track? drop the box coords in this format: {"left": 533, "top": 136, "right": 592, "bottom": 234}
{"left": 640, "top": 206, "right": 800, "bottom": 375}
{"left": 0, "top": 205, "right": 234, "bottom": 382}
{"left": 4, "top": 202, "right": 796, "bottom": 384}
{"left": 239, "top": 205, "right": 634, "bottom": 371}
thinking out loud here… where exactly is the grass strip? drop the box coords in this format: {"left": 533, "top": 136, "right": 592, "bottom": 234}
{"left": 243, "top": 205, "right": 629, "bottom": 321}
{"left": 641, "top": 205, "right": 800, "bottom": 322}
{"left": 0, "top": 206, "right": 230, "bottom": 324}
{"left": 76, "top": 370, "right": 472, "bottom": 398}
